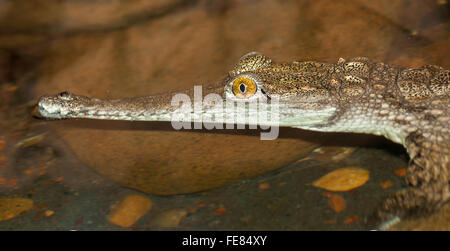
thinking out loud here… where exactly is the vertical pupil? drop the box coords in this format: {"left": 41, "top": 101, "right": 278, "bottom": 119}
{"left": 239, "top": 83, "right": 246, "bottom": 93}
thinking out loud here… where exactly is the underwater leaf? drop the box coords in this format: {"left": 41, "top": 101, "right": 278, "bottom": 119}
{"left": 394, "top": 168, "right": 407, "bottom": 176}
{"left": 107, "top": 194, "right": 152, "bottom": 228}
{"left": 0, "top": 197, "right": 34, "bottom": 221}
{"left": 380, "top": 180, "right": 393, "bottom": 189}
{"left": 328, "top": 193, "right": 346, "bottom": 213}
{"left": 313, "top": 167, "right": 370, "bottom": 192}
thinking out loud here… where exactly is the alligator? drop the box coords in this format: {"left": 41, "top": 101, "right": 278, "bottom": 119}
{"left": 36, "top": 52, "right": 450, "bottom": 228}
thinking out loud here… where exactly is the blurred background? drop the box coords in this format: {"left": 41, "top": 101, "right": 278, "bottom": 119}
{"left": 0, "top": 0, "right": 448, "bottom": 230}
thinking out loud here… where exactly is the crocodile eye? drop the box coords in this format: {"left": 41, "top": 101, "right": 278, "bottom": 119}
{"left": 232, "top": 77, "right": 257, "bottom": 98}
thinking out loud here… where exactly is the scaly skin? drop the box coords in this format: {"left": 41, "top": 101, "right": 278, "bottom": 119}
{"left": 37, "top": 52, "right": 450, "bottom": 228}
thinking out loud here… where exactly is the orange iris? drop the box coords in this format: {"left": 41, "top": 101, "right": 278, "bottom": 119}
{"left": 232, "top": 77, "right": 257, "bottom": 98}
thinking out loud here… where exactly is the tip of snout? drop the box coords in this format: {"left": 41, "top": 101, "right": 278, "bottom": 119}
{"left": 31, "top": 103, "right": 44, "bottom": 119}
{"left": 31, "top": 99, "right": 58, "bottom": 120}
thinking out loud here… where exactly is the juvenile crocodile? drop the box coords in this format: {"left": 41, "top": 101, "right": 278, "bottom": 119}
{"left": 37, "top": 52, "right": 449, "bottom": 228}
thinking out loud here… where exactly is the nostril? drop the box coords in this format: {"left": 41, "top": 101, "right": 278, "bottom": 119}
{"left": 59, "top": 91, "right": 70, "bottom": 97}
{"left": 58, "top": 91, "right": 74, "bottom": 101}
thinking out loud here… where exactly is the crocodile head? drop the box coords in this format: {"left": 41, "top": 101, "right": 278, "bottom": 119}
{"left": 223, "top": 52, "right": 338, "bottom": 128}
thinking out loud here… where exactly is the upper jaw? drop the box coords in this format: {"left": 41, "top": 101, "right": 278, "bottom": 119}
{"left": 37, "top": 101, "right": 63, "bottom": 119}
{"left": 37, "top": 95, "right": 72, "bottom": 119}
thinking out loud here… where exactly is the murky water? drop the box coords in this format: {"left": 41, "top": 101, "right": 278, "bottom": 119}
{"left": 0, "top": 115, "right": 409, "bottom": 230}
{"left": 0, "top": 0, "right": 448, "bottom": 230}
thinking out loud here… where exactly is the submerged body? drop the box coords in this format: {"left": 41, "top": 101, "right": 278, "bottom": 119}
{"left": 37, "top": 52, "right": 449, "bottom": 227}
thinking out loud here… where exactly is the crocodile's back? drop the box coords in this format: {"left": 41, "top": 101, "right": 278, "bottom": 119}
{"left": 337, "top": 58, "right": 450, "bottom": 224}
{"left": 331, "top": 57, "right": 449, "bottom": 157}
{"left": 290, "top": 56, "right": 450, "bottom": 224}
{"left": 328, "top": 57, "right": 449, "bottom": 107}
{"left": 396, "top": 64, "right": 449, "bottom": 104}
{"left": 366, "top": 61, "right": 449, "bottom": 151}
{"left": 393, "top": 63, "right": 450, "bottom": 162}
